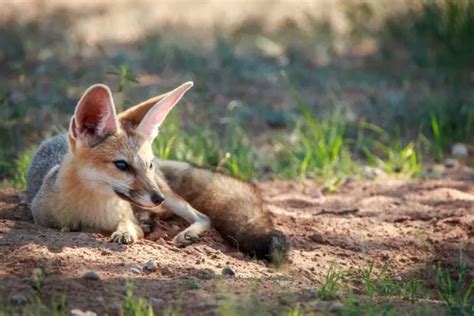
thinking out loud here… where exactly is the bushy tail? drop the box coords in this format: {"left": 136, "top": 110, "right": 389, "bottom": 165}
{"left": 221, "top": 226, "right": 289, "bottom": 265}
{"left": 157, "top": 160, "right": 290, "bottom": 264}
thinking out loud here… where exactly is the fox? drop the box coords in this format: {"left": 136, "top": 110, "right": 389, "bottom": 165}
{"left": 26, "top": 82, "right": 289, "bottom": 263}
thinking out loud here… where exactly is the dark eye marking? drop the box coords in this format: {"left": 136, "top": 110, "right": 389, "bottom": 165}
{"left": 114, "top": 160, "right": 129, "bottom": 171}
{"left": 149, "top": 162, "right": 153, "bottom": 170}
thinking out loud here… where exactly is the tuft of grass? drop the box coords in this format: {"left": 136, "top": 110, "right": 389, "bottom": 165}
{"left": 215, "top": 281, "right": 307, "bottom": 316}
{"left": 436, "top": 259, "right": 474, "bottom": 315}
{"left": 183, "top": 278, "right": 200, "bottom": 290}
{"left": 108, "top": 64, "right": 139, "bottom": 110}
{"left": 318, "top": 265, "right": 345, "bottom": 300}
{"left": 153, "top": 112, "right": 257, "bottom": 180}
{"left": 0, "top": 295, "right": 67, "bottom": 316}
{"left": 275, "top": 83, "right": 354, "bottom": 188}
{"left": 217, "top": 288, "right": 269, "bottom": 316}
{"left": 405, "top": 277, "right": 421, "bottom": 304}
{"left": 286, "top": 305, "right": 304, "bottom": 316}
{"left": 123, "top": 283, "right": 153, "bottom": 316}
{"left": 360, "top": 122, "right": 422, "bottom": 177}
{"left": 162, "top": 304, "right": 181, "bottom": 316}
{"left": 340, "top": 291, "right": 398, "bottom": 316}
{"left": 422, "top": 102, "right": 474, "bottom": 158}
{"left": 429, "top": 112, "right": 445, "bottom": 161}
{"left": 11, "top": 147, "right": 34, "bottom": 190}
{"left": 152, "top": 113, "right": 220, "bottom": 167}
{"left": 347, "top": 262, "right": 425, "bottom": 305}
{"left": 383, "top": 0, "right": 474, "bottom": 68}
{"left": 221, "top": 125, "right": 257, "bottom": 180}
{"left": 359, "top": 261, "right": 378, "bottom": 300}
{"left": 31, "top": 267, "right": 47, "bottom": 294}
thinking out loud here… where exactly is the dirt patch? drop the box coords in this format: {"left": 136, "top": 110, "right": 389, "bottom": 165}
{"left": 0, "top": 175, "right": 473, "bottom": 314}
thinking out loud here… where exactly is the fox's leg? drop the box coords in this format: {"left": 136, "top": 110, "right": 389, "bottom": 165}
{"left": 153, "top": 171, "right": 210, "bottom": 247}
{"left": 110, "top": 218, "right": 144, "bottom": 244}
{"left": 166, "top": 196, "right": 211, "bottom": 247}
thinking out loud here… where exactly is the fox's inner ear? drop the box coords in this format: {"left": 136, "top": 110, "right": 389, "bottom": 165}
{"left": 70, "top": 84, "right": 118, "bottom": 140}
{"left": 135, "top": 81, "right": 193, "bottom": 140}
{"left": 118, "top": 94, "right": 167, "bottom": 128}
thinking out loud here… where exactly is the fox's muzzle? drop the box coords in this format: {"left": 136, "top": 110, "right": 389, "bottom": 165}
{"left": 150, "top": 190, "right": 164, "bottom": 205}
{"left": 113, "top": 188, "right": 165, "bottom": 208}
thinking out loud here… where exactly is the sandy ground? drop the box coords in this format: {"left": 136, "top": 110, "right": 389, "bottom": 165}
{"left": 0, "top": 168, "right": 473, "bottom": 315}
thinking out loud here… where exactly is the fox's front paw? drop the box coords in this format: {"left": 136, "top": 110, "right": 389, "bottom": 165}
{"left": 173, "top": 230, "right": 200, "bottom": 248}
{"left": 111, "top": 230, "right": 137, "bottom": 244}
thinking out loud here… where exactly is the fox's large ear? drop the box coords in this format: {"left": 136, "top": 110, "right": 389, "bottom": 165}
{"left": 132, "top": 81, "right": 193, "bottom": 140}
{"left": 69, "top": 84, "right": 119, "bottom": 141}
{"left": 118, "top": 94, "right": 167, "bottom": 127}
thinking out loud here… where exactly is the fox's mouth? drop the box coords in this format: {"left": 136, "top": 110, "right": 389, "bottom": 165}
{"left": 113, "top": 189, "right": 162, "bottom": 209}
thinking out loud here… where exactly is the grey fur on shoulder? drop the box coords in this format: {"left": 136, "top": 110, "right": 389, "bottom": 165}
{"left": 26, "top": 134, "right": 68, "bottom": 203}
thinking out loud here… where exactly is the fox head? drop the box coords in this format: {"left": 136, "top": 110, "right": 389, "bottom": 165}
{"left": 67, "top": 81, "right": 193, "bottom": 208}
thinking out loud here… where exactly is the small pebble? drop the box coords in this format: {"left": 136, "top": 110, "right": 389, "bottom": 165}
{"left": 392, "top": 275, "right": 402, "bottom": 282}
{"left": 328, "top": 302, "right": 343, "bottom": 312}
{"left": 145, "top": 260, "right": 157, "bottom": 271}
{"left": 362, "top": 166, "right": 385, "bottom": 179}
{"left": 451, "top": 143, "right": 468, "bottom": 158}
{"left": 444, "top": 158, "right": 459, "bottom": 168}
{"left": 196, "top": 268, "right": 215, "bottom": 280}
{"left": 9, "top": 293, "right": 27, "bottom": 305}
{"left": 149, "top": 297, "right": 165, "bottom": 307}
{"left": 51, "top": 258, "right": 63, "bottom": 266}
{"left": 71, "top": 309, "right": 97, "bottom": 316}
{"left": 78, "top": 233, "right": 90, "bottom": 240}
{"left": 130, "top": 264, "right": 142, "bottom": 274}
{"left": 309, "top": 233, "right": 325, "bottom": 243}
{"left": 83, "top": 271, "right": 100, "bottom": 281}
{"left": 131, "top": 267, "right": 142, "bottom": 274}
{"left": 222, "top": 266, "right": 235, "bottom": 277}
{"left": 109, "top": 302, "right": 123, "bottom": 315}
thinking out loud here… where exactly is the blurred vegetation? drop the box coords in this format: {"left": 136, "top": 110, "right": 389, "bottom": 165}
{"left": 0, "top": 0, "right": 473, "bottom": 188}
{"left": 2, "top": 259, "right": 472, "bottom": 315}
{"left": 382, "top": 0, "right": 474, "bottom": 68}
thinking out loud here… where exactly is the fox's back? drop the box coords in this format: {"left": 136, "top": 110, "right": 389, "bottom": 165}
{"left": 26, "top": 134, "right": 69, "bottom": 203}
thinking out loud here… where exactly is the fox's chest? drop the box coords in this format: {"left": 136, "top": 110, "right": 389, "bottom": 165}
{"left": 61, "top": 197, "right": 133, "bottom": 233}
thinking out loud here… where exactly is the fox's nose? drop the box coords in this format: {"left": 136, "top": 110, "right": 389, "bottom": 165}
{"left": 150, "top": 191, "right": 165, "bottom": 205}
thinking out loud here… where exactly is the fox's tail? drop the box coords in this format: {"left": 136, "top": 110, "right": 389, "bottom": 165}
{"left": 219, "top": 224, "right": 289, "bottom": 265}
{"left": 157, "top": 160, "right": 289, "bottom": 264}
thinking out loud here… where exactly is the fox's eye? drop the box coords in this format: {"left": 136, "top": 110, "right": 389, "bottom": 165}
{"left": 114, "top": 160, "right": 129, "bottom": 171}
{"left": 149, "top": 162, "right": 153, "bottom": 170}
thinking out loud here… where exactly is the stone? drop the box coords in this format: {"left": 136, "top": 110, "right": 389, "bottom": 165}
{"left": 145, "top": 260, "right": 157, "bottom": 271}
{"left": 51, "top": 258, "right": 63, "bottom": 266}
{"left": 9, "top": 293, "right": 27, "bottom": 305}
{"left": 328, "top": 302, "right": 343, "bottom": 312}
{"left": 71, "top": 309, "right": 97, "bottom": 316}
{"left": 451, "top": 143, "right": 468, "bottom": 158}
{"left": 83, "top": 271, "right": 100, "bottom": 280}
{"left": 222, "top": 266, "right": 235, "bottom": 277}
{"left": 444, "top": 158, "right": 459, "bottom": 168}
{"left": 309, "top": 233, "right": 325, "bottom": 244}
{"left": 130, "top": 264, "right": 142, "bottom": 274}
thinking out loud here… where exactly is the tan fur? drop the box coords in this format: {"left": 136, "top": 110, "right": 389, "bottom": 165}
{"left": 29, "top": 82, "right": 288, "bottom": 260}
{"left": 29, "top": 82, "right": 198, "bottom": 245}
{"left": 31, "top": 133, "right": 147, "bottom": 241}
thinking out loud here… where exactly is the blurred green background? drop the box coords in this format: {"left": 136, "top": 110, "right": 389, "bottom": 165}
{"left": 0, "top": 0, "right": 473, "bottom": 188}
